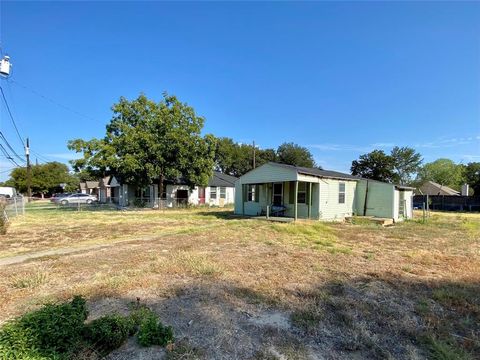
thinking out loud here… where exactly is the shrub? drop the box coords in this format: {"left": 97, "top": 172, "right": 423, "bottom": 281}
{"left": 83, "top": 314, "right": 134, "bottom": 355}
{"left": 136, "top": 309, "right": 174, "bottom": 347}
{"left": 0, "top": 296, "right": 88, "bottom": 359}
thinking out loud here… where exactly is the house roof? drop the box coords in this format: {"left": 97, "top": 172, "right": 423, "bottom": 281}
{"left": 246, "top": 162, "right": 415, "bottom": 191}
{"left": 267, "top": 162, "right": 360, "bottom": 181}
{"left": 418, "top": 181, "right": 460, "bottom": 196}
{"left": 208, "top": 171, "right": 238, "bottom": 187}
{"left": 79, "top": 182, "right": 86, "bottom": 190}
{"left": 85, "top": 180, "right": 100, "bottom": 189}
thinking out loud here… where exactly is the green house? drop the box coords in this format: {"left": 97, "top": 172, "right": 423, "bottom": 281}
{"left": 234, "top": 162, "right": 414, "bottom": 221}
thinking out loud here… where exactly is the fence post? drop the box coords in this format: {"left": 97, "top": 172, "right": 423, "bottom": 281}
{"left": 13, "top": 196, "right": 18, "bottom": 216}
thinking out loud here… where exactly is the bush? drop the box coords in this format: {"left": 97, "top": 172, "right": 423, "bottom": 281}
{"left": 136, "top": 309, "right": 174, "bottom": 347}
{"left": 0, "top": 296, "right": 88, "bottom": 359}
{"left": 0, "top": 296, "right": 175, "bottom": 359}
{"left": 83, "top": 314, "right": 134, "bottom": 355}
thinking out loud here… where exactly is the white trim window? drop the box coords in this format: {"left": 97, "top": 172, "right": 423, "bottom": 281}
{"left": 220, "top": 187, "right": 226, "bottom": 199}
{"left": 247, "top": 185, "right": 255, "bottom": 202}
{"left": 210, "top": 186, "right": 217, "bottom": 199}
{"left": 339, "top": 182, "right": 346, "bottom": 204}
{"left": 297, "top": 182, "right": 307, "bottom": 204}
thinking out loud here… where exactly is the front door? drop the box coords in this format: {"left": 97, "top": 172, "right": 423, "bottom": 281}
{"left": 273, "top": 183, "right": 283, "bottom": 206}
{"left": 198, "top": 187, "right": 206, "bottom": 204}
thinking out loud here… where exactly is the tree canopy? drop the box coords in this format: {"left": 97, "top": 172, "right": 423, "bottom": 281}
{"left": 68, "top": 93, "right": 216, "bottom": 193}
{"left": 276, "top": 142, "right": 316, "bottom": 168}
{"left": 462, "top": 162, "right": 480, "bottom": 197}
{"left": 351, "top": 150, "right": 398, "bottom": 182}
{"left": 214, "top": 139, "right": 317, "bottom": 176}
{"left": 3, "top": 162, "right": 78, "bottom": 195}
{"left": 416, "top": 158, "right": 464, "bottom": 190}
{"left": 390, "top": 146, "right": 423, "bottom": 185}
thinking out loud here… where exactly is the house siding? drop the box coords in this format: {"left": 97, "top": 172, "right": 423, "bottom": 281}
{"left": 239, "top": 163, "right": 298, "bottom": 184}
{"left": 355, "top": 180, "right": 394, "bottom": 219}
{"left": 318, "top": 179, "right": 356, "bottom": 220}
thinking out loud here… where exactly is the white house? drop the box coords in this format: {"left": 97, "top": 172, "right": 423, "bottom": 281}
{"left": 234, "top": 162, "right": 414, "bottom": 222}
{"left": 111, "top": 171, "right": 237, "bottom": 208}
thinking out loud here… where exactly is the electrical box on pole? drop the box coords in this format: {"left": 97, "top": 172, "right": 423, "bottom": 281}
{"left": 0, "top": 56, "right": 12, "bottom": 77}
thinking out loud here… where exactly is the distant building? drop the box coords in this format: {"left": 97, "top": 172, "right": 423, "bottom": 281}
{"left": 102, "top": 171, "right": 238, "bottom": 208}
{"left": 79, "top": 180, "right": 100, "bottom": 196}
{"left": 418, "top": 181, "right": 460, "bottom": 196}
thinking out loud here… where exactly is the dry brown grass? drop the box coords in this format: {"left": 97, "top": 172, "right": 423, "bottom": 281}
{"left": 0, "top": 207, "right": 479, "bottom": 359}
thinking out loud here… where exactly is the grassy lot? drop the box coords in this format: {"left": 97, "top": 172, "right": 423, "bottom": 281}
{"left": 0, "top": 205, "right": 479, "bottom": 359}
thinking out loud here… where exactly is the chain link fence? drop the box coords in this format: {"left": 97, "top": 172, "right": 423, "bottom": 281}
{"left": 2, "top": 195, "right": 25, "bottom": 221}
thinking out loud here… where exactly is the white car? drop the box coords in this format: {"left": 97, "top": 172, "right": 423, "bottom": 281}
{"left": 0, "top": 186, "right": 17, "bottom": 199}
{"left": 56, "top": 193, "right": 97, "bottom": 205}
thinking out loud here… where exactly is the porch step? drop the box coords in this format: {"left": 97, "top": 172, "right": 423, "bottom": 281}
{"left": 253, "top": 216, "right": 295, "bottom": 223}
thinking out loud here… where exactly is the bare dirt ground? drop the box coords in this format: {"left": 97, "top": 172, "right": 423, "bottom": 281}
{"left": 1, "top": 205, "right": 479, "bottom": 359}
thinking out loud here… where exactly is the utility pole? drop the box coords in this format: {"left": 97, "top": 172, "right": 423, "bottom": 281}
{"left": 252, "top": 140, "right": 256, "bottom": 169}
{"left": 25, "top": 137, "right": 31, "bottom": 200}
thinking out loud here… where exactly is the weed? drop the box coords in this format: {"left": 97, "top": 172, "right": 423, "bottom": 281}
{"left": 291, "top": 306, "right": 323, "bottom": 332}
{"left": 137, "top": 309, "right": 174, "bottom": 347}
{"left": 420, "top": 335, "right": 473, "bottom": 360}
{"left": 10, "top": 270, "right": 49, "bottom": 289}
{"left": 0, "top": 296, "right": 88, "bottom": 359}
{"left": 83, "top": 314, "right": 134, "bottom": 355}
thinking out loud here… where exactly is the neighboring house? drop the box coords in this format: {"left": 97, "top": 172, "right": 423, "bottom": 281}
{"left": 234, "top": 162, "right": 414, "bottom": 222}
{"left": 98, "top": 176, "right": 122, "bottom": 203}
{"left": 111, "top": 171, "right": 237, "bottom": 208}
{"left": 79, "top": 180, "right": 100, "bottom": 196}
{"left": 417, "top": 181, "right": 460, "bottom": 196}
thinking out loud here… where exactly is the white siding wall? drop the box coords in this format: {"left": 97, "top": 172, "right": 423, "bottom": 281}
{"left": 206, "top": 186, "right": 235, "bottom": 206}
{"left": 393, "top": 190, "right": 400, "bottom": 220}
{"left": 318, "top": 179, "right": 357, "bottom": 220}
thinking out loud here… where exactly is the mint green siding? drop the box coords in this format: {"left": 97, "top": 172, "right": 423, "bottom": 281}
{"left": 355, "top": 180, "right": 394, "bottom": 219}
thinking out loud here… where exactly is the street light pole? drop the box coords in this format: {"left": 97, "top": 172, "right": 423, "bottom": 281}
{"left": 26, "top": 137, "right": 31, "bottom": 200}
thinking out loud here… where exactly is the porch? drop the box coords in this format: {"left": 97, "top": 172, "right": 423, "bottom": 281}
{"left": 239, "top": 180, "right": 319, "bottom": 221}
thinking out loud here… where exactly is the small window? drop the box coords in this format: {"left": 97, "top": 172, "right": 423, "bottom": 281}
{"left": 247, "top": 185, "right": 255, "bottom": 202}
{"left": 339, "top": 182, "right": 346, "bottom": 204}
{"left": 220, "top": 187, "right": 226, "bottom": 199}
{"left": 210, "top": 186, "right": 217, "bottom": 199}
{"left": 297, "top": 182, "right": 307, "bottom": 204}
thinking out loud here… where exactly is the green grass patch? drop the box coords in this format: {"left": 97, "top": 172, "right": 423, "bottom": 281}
{"left": 420, "top": 335, "right": 473, "bottom": 360}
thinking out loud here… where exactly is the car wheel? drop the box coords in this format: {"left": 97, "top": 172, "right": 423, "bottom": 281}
{"left": 61, "top": 200, "right": 68, "bottom": 205}
{"left": 86, "top": 199, "right": 92, "bottom": 204}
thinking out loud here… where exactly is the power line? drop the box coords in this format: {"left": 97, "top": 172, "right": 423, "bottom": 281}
{"left": 0, "top": 130, "right": 25, "bottom": 163}
{"left": 30, "top": 149, "right": 53, "bottom": 163}
{"left": 0, "top": 143, "right": 20, "bottom": 167}
{"left": 9, "top": 79, "right": 97, "bottom": 122}
{"left": 0, "top": 85, "right": 25, "bottom": 148}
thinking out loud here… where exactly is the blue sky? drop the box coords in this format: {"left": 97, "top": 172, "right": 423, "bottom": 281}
{"left": 1, "top": 1, "right": 479, "bottom": 181}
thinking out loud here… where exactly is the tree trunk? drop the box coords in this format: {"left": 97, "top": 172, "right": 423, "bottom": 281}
{"left": 158, "top": 174, "right": 164, "bottom": 210}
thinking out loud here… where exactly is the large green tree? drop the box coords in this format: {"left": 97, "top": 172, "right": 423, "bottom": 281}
{"left": 416, "top": 158, "right": 463, "bottom": 190}
{"left": 390, "top": 146, "right": 423, "bottom": 185}
{"left": 462, "top": 162, "right": 480, "bottom": 197}
{"left": 214, "top": 138, "right": 317, "bottom": 176}
{"left": 351, "top": 150, "right": 398, "bottom": 182}
{"left": 5, "top": 162, "right": 78, "bottom": 195}
{"left": 69, "top": 93, "right": 216, "bottom": 196}
{"left": 276, "top": 142, "right": 316, "bottom": 168}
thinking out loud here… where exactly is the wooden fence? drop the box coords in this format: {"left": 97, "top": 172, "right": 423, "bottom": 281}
{"left": 413, "top": 195, "right": 480, "bottom": 212}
